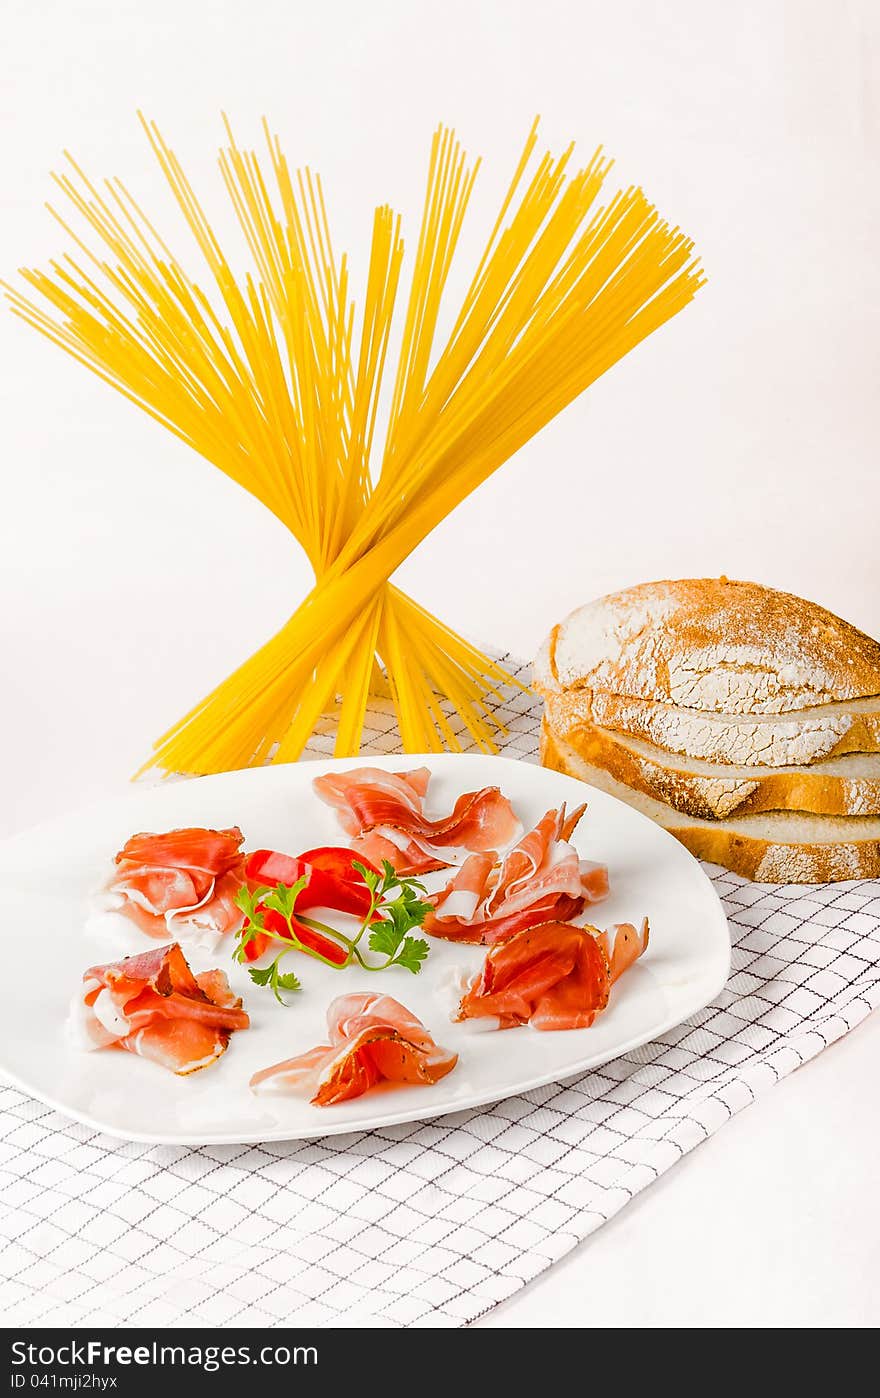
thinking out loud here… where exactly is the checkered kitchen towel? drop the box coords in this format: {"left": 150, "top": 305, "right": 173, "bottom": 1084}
{"left": 1, "top": 654, "right": 879, "bottom": 1327}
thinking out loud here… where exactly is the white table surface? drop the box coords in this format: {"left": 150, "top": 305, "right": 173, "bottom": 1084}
{"left": 2, "top": 0, "right": 879, "bottom": 1329}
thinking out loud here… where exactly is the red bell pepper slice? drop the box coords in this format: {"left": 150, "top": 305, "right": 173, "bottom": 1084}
{"left": 245, "top": 845, "right": 379, "bottom": 917}
{"left": 263, "top": 909, "right": 349, "bottom": 966}
{"left": 240, "top": 846, "right": 381, "bottom": 964}
{"left": 241, "top": 907, "right": 350, "bottom": 966}
{"left": 242, "top": 931, "right": 271, "bottom": 963}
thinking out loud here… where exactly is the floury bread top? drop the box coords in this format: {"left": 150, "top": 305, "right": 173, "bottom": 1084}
{"left": 533, "top": 578, "right": 880, "bottom": 716}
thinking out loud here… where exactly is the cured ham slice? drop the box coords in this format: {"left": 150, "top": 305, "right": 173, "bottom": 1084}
{"left": 484, "top": 803, "right": 586, "bottom": 914}
{"left": 99, "top": 827, "right": 246, "bottom": 950}
{"left": 348, "top": 829, "right": 450, "bottom": 877}
{"left": 424, "top": 804, "right": 609, "bottom": 944}
{"left": 312, "top": 766, "right": 520, "bottom": 873}
{"left": 596, "top": 919, "right": 651, "bottom": 984}
{"left": 250, "top": 992, "right": 457, "bottom": 1104}
{"left": 70, "top": 943, "right": 249, "bottom": 1074}
{"left": 314, "top": 768, "right": 430, "bottom": 836}
{"left": 579, "top": 861, "right": 611, "bottom": 904}
{"left": 455, "top": 918, "right": 649, "bottom": 1031}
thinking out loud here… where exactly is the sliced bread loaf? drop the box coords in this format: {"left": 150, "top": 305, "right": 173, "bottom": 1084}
{"left": 547, "top": 689, "right": 880, "bottom": 768}
{"left": 541, "top": 722, "right": 880, "bottom": 882}
{"left": 557, "top": 718, "right": 880, "bottom": 819}
{"left": 534, "top": 578, "right": 880, "bottom": 715}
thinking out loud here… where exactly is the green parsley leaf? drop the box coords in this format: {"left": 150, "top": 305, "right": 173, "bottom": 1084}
{"left": 233, "top": 884, "right": 258, "bottom": 920}
{"left": 261, "top": 876, "right": 308, "bottom": 921}
{"left": 234, "top": 883, "right": 273, "bottom": 925}
{"left": 234, "top": 919, "right": 265, "bottom": 964}
{"left": 249, "top": 958, "right": 301, "bottom": 1003}
{"left": 352, "top": 860, "right": 379, "bottom": 894}
{"left": 395, "top": 937, "right": 429, "bottom": 974}
{"left": 400, "top": 874, "right": 428, "bottom": 897}
{"left": 367, "top": 920, "right": 406, "bottom": 958}
{"left": 268, "top": 960, "right": 301, "bottom": 1004}
{"left": 274, "top": 970, "right": 301, "bottom": 993}
{"left": 247, "top": 964, "right": 275, "bottom": 987}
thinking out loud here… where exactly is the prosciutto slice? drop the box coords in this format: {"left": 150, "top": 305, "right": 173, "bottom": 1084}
{"left": 98, "top": 827, "right": 246, "bottom": 951}
{"left": 312, "top": 767, "right": 520, "bottom": 874}
{"left": 348, "top": 829, "right": 450, "bottom": 878}
{"left": 70, "top": 943, "right": 249, "bottom": 1074}
{"left": 250, "top": 992, "right": 458, "bottom": 1104}
{"left": 597, "top": 919, "right": 651, "bottom": 984}
{"left": 424, "top": 804, "right": 609, "bottom": 944}
{"left": 455, "top": 918, "right": 649, "bottom": 1031}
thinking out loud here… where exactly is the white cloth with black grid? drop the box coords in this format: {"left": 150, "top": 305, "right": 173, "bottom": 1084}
{"left": 1, "top": 653, "right": 879, "bottom": 1327}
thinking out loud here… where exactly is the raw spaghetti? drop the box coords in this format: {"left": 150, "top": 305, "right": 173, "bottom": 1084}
{"left": 3, "top": 116, "right": 704, "bottom": 774}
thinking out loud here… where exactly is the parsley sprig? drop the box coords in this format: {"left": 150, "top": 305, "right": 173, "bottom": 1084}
{"left": 356, "top": 861, "right": 431, "bottom": 975}
{"left": 233, "top": 861, "right": 431, "bottom": 1003}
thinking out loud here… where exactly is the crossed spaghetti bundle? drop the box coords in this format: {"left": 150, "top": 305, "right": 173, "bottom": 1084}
{"left": 4, "top": 117, "right": 704, "bottom": 774}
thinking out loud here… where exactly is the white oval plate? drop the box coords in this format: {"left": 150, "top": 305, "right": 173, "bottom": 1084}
{"left": 0, "top": 754, "right": 730, "bottom": 1143}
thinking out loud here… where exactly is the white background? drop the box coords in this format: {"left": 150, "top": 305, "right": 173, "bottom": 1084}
{"left": 1, "top": 0, "right": 878, "bottom": 1327}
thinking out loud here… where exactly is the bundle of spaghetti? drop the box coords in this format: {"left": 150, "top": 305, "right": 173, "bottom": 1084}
{"left": 3, "top": 116, "right": 704, "bottom": 774}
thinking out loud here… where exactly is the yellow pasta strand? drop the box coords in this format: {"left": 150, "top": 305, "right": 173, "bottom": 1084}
{"left": 3, "top": 117, "right": 704, "bottom": 774}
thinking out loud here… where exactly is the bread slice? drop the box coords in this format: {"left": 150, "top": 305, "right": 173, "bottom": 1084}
{"left": 533, "top": 578, "right": 880, "bottom": 715}
{"left": 556, "top": 718, "right": 880, "bottom": 819}
{"left": 541, "top": 722, "right": 880, "bottom": 882}
{"left": 542, "top": 688, "right": 880, "bottom": 769}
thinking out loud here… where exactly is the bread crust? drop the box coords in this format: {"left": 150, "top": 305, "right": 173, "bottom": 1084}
{"left": 557, "top": 718, "right": 880, "bottom": 819}
{"left": 540, "top": 722, "right": 880, "bottom": 883}
{"left": 543, "top": 688, "right": 880, "bottom": 769}
{"left": 534, "top": 578, "right": 880, "bottom": 716}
